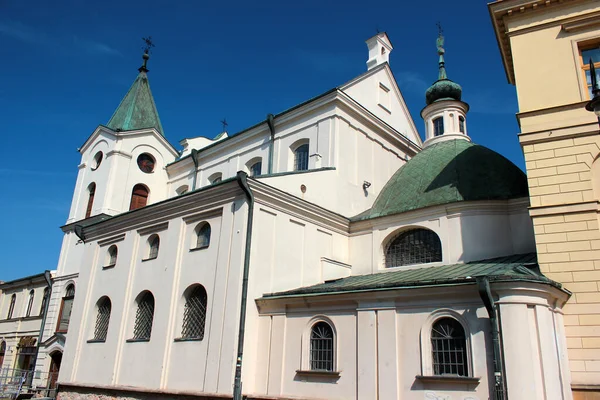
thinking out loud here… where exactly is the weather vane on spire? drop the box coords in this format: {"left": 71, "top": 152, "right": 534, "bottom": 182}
{"left": 435, "top": 22, "right": 447, "bottom": 80}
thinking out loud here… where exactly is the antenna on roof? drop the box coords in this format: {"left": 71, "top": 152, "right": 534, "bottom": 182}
{"left": 221, "top": 118, "right": 228, "bottom": 133}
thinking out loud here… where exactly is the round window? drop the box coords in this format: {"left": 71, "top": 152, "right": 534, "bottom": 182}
{"left": 137, "top": 153, "right": 155, "bottom": 173}
{"left": 91, "top": 151, "right": 103, "bottom": 170}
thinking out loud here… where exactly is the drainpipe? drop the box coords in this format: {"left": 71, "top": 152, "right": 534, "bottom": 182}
{"left": 233, "top": 171, "right": 254, "bottom": 400}
{"left": 477, "top": 278, "right": 506, "bottom": 400}
{"left": 266, "top": 114, "right": 275, "bottom": 174}
{"left": 191, "top": 149, "right": 199, "bottom": 191}
{"left": 32, "top": 271, "right": 53, "bottom": 376}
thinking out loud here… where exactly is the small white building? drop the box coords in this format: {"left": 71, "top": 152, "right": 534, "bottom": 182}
{"left": 46, "top": 33, "right": 572, "bottom": 400}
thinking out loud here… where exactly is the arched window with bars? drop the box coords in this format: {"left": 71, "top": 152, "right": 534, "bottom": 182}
{"left": 293, "top": 143, "right": 309, "bottom": 171}
{"left": 131, "top": 291, "right": 154, "bottom": 341}
{"left": 85, "top": 183, "right": 96, "bottom": 218}
{"left": 180, "top": 285, "right": 208, "bottom": 340}
{"left": 194, "top": 223, "right": 211, "bottom": 250}
{"left": 385, "top": 228, "right": 442, "bottom": 268}
{"left": 57, "top": 284, "right": 75, "bottom": 332}
{"left": 431, "top": 317, "right": 469, "bottom": 376}
{"left": 93, "top": 296, "right": 111, "bottom": 342}
{"left": 130, "top": 184, "right": 149, "bottom": 211}
{"left": 6, "top": 294, "right": 16, "bottom": 319}
{"left": 309, "top": 321, "right": 335, "bottom": 372}
{"left": 26, "top": 290, "right": 34, "bottom": 317}
{"left": 39, "top": 287, "right": 49, "bottom": 316}
{"left": 147, "top": 235, "right": 160, "bottom": 260}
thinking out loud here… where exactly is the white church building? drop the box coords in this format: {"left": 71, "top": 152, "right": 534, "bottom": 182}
{"left": 44, "top": 33, "right": 573, "bottom": 400}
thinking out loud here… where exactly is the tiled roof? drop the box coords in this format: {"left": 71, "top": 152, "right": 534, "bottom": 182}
{"left": 262, "top": 253, "right": 562, "bottom": 299}
{"left": 355, "top": 139, "right": 529, "bottom": 220}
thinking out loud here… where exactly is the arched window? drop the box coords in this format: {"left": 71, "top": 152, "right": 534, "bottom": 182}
{"left": 7, "top": 294, "right": 16, "bottom": 319}
{"left": 93, "top": 297, "right": 111, "bottom": 341}
{"left": 130, "top": 184, "right": 149, "bottom": 211}
{"left": 385, "top": 228, "right": 442, "bottom": 267}
{"left": 431, "top": 318, "right": 468, "bottom": 376}
{"left": 26, "top": 290, "right": 34, "bottom": 317}
{"left": 57, "top": 284, "right": 75, "bottom": 332}
{"left": 91, "top": 151, "right": 103, "bottom": 170}
{"left": 208, "top": 173, "right": 222, "bottom": 185}
{"left": 147, "top": 235, "right": 160, "bottom": 260}
{"left": 0, "top": 341, "right": 5, "bottom": 369}
{"left": 132, "top": 291, "right": 155, "bottom": 340}
{"left": 85, "top": 183, "right": 96, "bottom": 218}
{"left": 194, "top": 223, "right": 211, "bottom": 249}
{"left": 106, "top": 245, "right": 118, "bottom": 267}
{"left": 310, "top": 321, "right": 334, "bottom": 371}
{"left": 459, "top": 116, "right": 465, "bottom": 133}
{"left": 249, "top": 160, "right": 262, "bottom": 177}
{"left": 176, "top": 185, "right": 189, "bottom": 195}
{"left": 294, "top": 143, "right": 309, "bottom": 171}
{"left": 181, "top": 285, "right": 208, "bottom": 340}
{"left": 433, "top": 117, "right": 444, "bottom": 136}
{"left": 39, "top": 287, "right": 49, "bottom": 316}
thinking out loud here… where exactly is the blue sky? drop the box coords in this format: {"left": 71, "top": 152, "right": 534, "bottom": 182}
{"left": 0, "top": 0, "right": 522, "bottom": 280}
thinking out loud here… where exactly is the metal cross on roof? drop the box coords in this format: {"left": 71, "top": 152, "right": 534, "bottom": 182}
{"left": 142, "top": 36, "right": 155, "bottom": 54}
{"left": 221, "top": 118, "right": 228, "bottom": 132}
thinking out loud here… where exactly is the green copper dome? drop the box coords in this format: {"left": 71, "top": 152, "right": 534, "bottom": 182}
{"left": 364, "top": 140, "right": 529, "bottom": 219}
{"left": 425, "top": 79, "right": 462, "bottom": 105}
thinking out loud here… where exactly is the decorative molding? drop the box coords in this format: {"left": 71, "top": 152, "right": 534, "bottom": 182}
{"left": 136, "top": 222, "right": 169, "bottom": 236}
{"left": 182, "top": 208, "right": 223, "bottom": 224}
{"left": 562, "top": 10, "right": 600, "bottom": 32}
{"left": 415, "top": 375, "right": 480, "bottom": 384}
{"left": 97, "top": 233, "right": 126, "bottom": 247}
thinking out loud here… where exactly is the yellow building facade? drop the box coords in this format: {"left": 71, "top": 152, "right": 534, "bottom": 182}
{"left": 489, "top": 0, "right": 600, "bottom": 398}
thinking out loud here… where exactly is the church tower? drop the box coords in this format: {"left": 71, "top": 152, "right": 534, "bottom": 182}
{"left": 420, "top": 33, "right": 470, "bottom": 147}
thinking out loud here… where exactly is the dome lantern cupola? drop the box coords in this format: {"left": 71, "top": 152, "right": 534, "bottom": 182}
{"left": 421, "top": 31, "right": 470, "bottom": 148}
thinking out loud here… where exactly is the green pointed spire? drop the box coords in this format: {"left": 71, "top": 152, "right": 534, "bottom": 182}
{"left": 425, "top": 28, "right": 462, "bottom": 106}
{"left": 107, "top": 50, "right": 164, "bottom": 135}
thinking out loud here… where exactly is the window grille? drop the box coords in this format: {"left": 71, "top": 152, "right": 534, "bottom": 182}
{"left": 385, "top": 228, "right": 442, "bottom": 267}
{"left": 181, "top": 285, "right": 208, "bottom": 340}
{"left": 431, "top": 318, "right": 468, "bottom": 376}
{"left": 310, "top": 322, "right": 334, "bottom": 371}
{"left": 57, "top": 284, "right": 75, "bottom": 332}
{"left": 65, "top": 284, "right": 75, "bottom": 297}
{"left": 148, "top": 235, "right": 160, "bottom": 259}
{"left": 196, "top": 223, "right": 211, "bottom": 249}
{"left": 433, "top": 117, "right": 444, "bottom": 136}
{"left": 249, "top": 161, "right": 262, "bottom": 177}
{"left": 86, "top": 183, "right": 96, "bottom": 218}
{"left": 133, "top": 292, "right": 155, "bottom": 340}
{"left": 94, "top": 297, "right": 111, "bottom": 341}
{"left": 39, "top": 287, "right": 49, "bottom": 316}
{"left": 294, "top": 144, "right": 309, "bottom": 171}
{"left": 107, "top": 245, "right": 118, "bottom": 266}
{"left": 7, "top": 294, "right": 15, "bottom": 319}
{"left": 26, "top": 290, "right": 34, "bottom": 317}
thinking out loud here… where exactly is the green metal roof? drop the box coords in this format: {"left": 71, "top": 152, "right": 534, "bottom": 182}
{"left": 357, "top": 139, "right": 529, "bottom": 220}
{"left": 107, "top": 69, "right": 164, "bottom": 135}
{"left": 262, "top": 253, "right": 562, "bottom": 299}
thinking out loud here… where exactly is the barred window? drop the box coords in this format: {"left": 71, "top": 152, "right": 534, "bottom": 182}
{"left": 385, "top": 228, "right": 442, "bottom": 267}
{"left": 181, "top": 285, "right": 208, "bottom": 340}
{"left": 7, "top": 294, "right": 15, "bottom": 319}
{"left": 433, "top": 117, "right": 444, "bottom": 136}
{"left": 294, "top": 143, "right": 309, "bottom": 171}
{"left": 195, "top": 223, "right": 211, "bottom": 249}
{"left": 310, "top": 321, "right": 334, "bottom": 371}
{"left": 39, "top": 287, "right": 49, "bottom": 316}
{"left": 93, "top": 296, "right": 111, "bottom": 341}
{"left": 147, "top": 235, "right": 160, "bottom": 260}
{"left": 133, "top": 291, "right": 155, "bottom": 340}
{"left": 432, "top": 318, "right": 468, "bottom": 376}
{"left": 26, "top": 290, "right": 34, "bottom": 317}
{"left": 57, "top": 284, "right": 75, "bottom": 332}
{"left": 107, "top": 245, "right": 118, "bottom": 267}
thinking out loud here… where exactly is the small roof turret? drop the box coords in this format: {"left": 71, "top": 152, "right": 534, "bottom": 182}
{"left": 107, "top": 38, "right": 164, "bottom": 135}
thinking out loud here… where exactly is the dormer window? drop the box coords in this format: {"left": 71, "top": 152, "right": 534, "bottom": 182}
{"left": 433, "top": 117, "right": 444, "bottom": 137}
